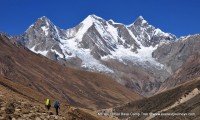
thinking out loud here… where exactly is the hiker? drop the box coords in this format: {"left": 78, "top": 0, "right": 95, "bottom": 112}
{"left": 45, "top": 99, "right": 51, "bottom": 111}
{"left": 54, "top": 100, "right": 60, "bottom": 115}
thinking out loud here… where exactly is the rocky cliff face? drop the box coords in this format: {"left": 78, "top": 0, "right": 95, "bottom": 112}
{"left": 153, "top": 34, "right": 200, "bottom": 73}
{"left": 15, "top": 15, "right": 177, "bottom": 96}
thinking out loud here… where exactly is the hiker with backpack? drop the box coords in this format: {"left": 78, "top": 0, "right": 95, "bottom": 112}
{"left": 45, "top": 99, "right": 51, "bottom": 111}
{"left": 54, "top": 100, "right": 60, "bottom": 115}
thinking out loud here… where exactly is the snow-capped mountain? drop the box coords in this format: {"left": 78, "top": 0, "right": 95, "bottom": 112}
{"left": 15, "top": 15, "right": 177, "bottom": 96}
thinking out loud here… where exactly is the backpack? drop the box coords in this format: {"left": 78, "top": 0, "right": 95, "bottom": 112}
{"left": 45, "top": 99, "right": 51, "bottom": 106}
{"left": 54, "top": 101, "right": 60, "bottom": 108}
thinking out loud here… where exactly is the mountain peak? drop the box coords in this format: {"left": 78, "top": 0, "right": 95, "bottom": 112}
{"left": 39, "top": 16, "right": 48, "bottom": 19}
{"left": 88, "top": 14, "right": 105, "bottom": 20}
{"left": 37, "top": 16, "right": 52, "bottom": 26}
{"left": 138, "top": 15, "right": 144, "bottom": 20}
{"left": 80, "top": 14, "right": 106, "bottom": 29}
{"left": 127, "top": 16, "right": 147, "bottom": 27}
{"left": 134, "top": 15, "right": 148, "bottom": 25}
{"left": 26, "top": 16, "right": 54, "bottom": 32}
{"left": 24, "top": 16, "right": 63, "bottom": 38}
{"left": 83, "top": 14, "right": 105, "bottom": 23}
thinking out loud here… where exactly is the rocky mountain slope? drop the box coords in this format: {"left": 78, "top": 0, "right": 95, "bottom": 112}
{"left": 0, "top": 34, "right": 142, "bottom": 111}
{"left": 102, "top": 46, "right": 200, "bottom": 119}
{"left": 153, "top": 34, "right": 200, "bottom": 91}
{"left": 15, "top": 15, "right": 176, "bottom": 96}
{"left": 111, "top": 77, "right": 200, "bottom": 120}
{"left": 153, "top": 34, "right": 200, "bottom": 74}
{"left": 0, "top": 75, "right": 116, "bottom": 120}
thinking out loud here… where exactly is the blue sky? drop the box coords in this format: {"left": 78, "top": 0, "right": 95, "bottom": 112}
{"left": 0, "top": 0, "right": 199, "bottom": 37}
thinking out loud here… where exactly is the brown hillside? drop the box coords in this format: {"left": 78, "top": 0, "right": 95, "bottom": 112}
{"left": 0, "top": 75, "right": 102, "bottom": 120}
{"left": 0, "top": 34, "right": 142, "bottom": 110}
{"left": 112, "top": 76, "right": 200, "bottom": 120}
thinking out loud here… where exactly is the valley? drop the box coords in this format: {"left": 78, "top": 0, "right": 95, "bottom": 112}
{"left": 1, "top": 14, "right": 200, "bottom": 120}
